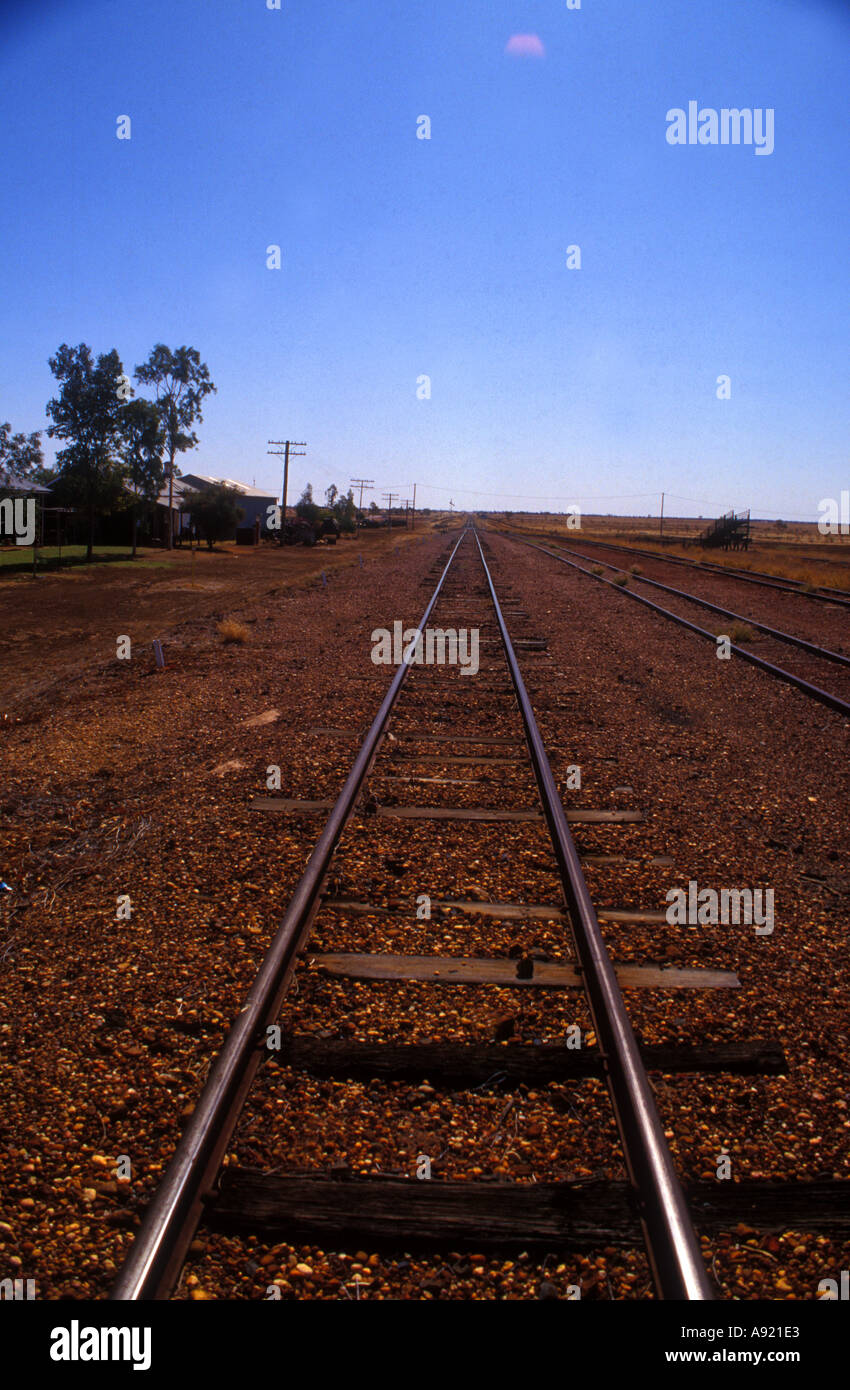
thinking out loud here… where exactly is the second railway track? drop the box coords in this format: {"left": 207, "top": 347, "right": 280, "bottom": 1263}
{"left": 504, "top": 532, "right": 850, "bottom": 718}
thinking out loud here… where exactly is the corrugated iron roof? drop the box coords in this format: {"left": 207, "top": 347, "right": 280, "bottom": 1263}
{"left": 0, "top": 473, "right": 51, "bottom": 495}
{"left": 181, "top": 473, "right": 277, "bottom": 499}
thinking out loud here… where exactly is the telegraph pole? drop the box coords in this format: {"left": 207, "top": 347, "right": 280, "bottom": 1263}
{"left": 660, "top": 491, "right": 665, "bottom": 542}
{"left": 350, "top": 478, "right": 374, "bottom": 511}
{"left": 411, "top": 482, "right": 416, "bottom": 531}
{"left": 268, "top": 440, "right": 306, "bottom": 533}
{"left": 382, "top": 492, "right": 399, "bottom": 528}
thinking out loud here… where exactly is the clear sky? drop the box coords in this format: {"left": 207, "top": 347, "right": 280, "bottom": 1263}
{"left": 1, "top": 0, "right": 847, "bottom": 519}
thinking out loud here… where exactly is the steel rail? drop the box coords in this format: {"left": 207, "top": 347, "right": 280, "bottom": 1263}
{"left": 552, "top": 542, "right": 850, "bottom": 670}
{"left": 509, "top": 534, "right": 850, "bottom": 721}
{"left": 543, "top": 533, "right": 850, "bottom": 609}
{"left": 472, "top": 529, "right": 712, "bottom": 1300}
{"left": 110, "top": 531, "right": 466, "bottom": 1300}
{"left": 699, "top": 560, "right": 850, "bottom": 602}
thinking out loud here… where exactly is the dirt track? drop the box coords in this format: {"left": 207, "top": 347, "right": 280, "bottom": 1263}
{"left": 0, "top": 530, "right": 422, "bottom": 712}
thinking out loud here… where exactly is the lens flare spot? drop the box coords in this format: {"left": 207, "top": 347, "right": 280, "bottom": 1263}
{"left": 504, "top": 34, "right": 545, "bottom": 59}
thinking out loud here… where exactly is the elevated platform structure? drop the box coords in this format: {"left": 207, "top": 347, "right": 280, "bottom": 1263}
{"left": 700, "top": 509, "right": 751, "bottom": 550}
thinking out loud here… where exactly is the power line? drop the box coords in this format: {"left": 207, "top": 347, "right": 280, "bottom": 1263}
{"left": 350, "top": 477, "right": 374, "bottom": 509}
{"left": 405, "top": 481, "right": 807, "bottom": 516}
{"left": 267, "top": 439, "right": 306, "bottom": 524}
{"left": 413, "top": 483, "right": 663, "bottom": 501}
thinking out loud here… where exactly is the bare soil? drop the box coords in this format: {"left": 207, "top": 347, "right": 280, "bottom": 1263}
{"left": 0, "top": 520, "right": 847, "bottom": 1302}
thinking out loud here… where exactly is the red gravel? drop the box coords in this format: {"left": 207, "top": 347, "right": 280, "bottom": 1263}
{"left": 1, "top": 524, "right": 847, "bottom": 1301}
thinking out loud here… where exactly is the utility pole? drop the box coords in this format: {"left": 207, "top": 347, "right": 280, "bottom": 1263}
{"left": 268, "top": 440, "right": 306, "bottom": 535}
{"left": 382, "top": 492, "right": 399, "bottom": 528}
{"left": 350, "top": 478, "right": 374, "bottom": 511}
{"left": 411, "top": 482, "right": 416, "bottom": 531}
{"left": 660, "top": 491, "right": 665, "bottom": 542}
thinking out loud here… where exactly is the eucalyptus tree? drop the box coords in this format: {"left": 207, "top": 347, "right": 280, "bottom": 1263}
{"left": 45, "top": 343, "right": 126, "bottom": 560}
{"left": 119, "top": 397, "right": 165, "bottom": 556}
{"left": 135, "top": 345, "right": 216, "bottom": 549}
{"left": 0, "top": 421, "right": 44, "bottom": 486}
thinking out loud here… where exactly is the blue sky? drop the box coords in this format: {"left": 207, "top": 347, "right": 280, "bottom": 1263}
{"left": 1, "top": 0, "right": 848, "bottom": 519}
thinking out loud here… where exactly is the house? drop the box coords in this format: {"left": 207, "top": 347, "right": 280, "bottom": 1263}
{"left": 0, "top": 472, "right": 51, "bottom": 497}
{"left": 180, "top": 474, "right": 278, "bottom": 538}
{"left": 0, "top": 474, "right": 54, "bottom": 546}
{"left": 149, "top": 475, "right": 195, "bottom": 544}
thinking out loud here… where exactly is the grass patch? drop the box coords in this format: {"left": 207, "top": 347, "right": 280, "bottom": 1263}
{"left": 217, "top": 618, "right": 249, "bottom": 644}
{"left": 0, "top": 545, "right": 134, "bottom": 568}
{"left": 729, "top": 623, "right": 756, "bottom": 643}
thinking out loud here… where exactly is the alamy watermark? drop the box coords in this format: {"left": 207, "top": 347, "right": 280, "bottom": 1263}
{"left": 818, "top": 493, "right": 850, "bottom": 535}
{"left": 371, "top": 621, "right": 479, "bottom": 676}
{"left": 50, "top": 1321, "right": 151, "bottom": 1371}
{"left": 666, "top": 103, "right": 774, "bottom": 156}
{"left": 665, "top": 880, "right": 774, "bottom": 935}
{"left": 0, "top": 496, "right": 35, "bottom": 546}
{"left": 818, "top": 1271, "right": 850, "bottom": 1299}
{"left": 1, "top": 1277, "right": 35, "bottom": 1300}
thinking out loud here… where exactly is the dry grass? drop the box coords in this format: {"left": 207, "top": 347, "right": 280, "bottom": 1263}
{"left": 217, "top": 618, "right": 250, "bottom": 644}
{"left": 493, "top": 513, "right": 850, "bottom": 593}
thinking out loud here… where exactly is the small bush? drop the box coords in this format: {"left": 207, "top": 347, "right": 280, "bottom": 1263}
{"left": 591, "top": 565, "right": 605, "bottom": 575}
{"left": 729, "top": 623, "right": 756, "bottom": 643}
{"left": 217, "top": 619, "right": 249, "bottom": 644}
{"left": 629, "top": 564, "right": 642, "bottom": 576}
{"left": 612, "top": 573, "right": 628, "bottom": 587}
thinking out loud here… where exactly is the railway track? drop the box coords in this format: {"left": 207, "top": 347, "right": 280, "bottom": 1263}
{"left": 110, "top": 524, "right": 846, "bottom": 1302}
{"left": 535, "top": 533, "right": 850, "bottom": 609}
{"left": 505, "top": 533, "right": 850, "bottom": 719}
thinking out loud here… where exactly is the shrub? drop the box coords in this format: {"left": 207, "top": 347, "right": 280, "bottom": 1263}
{"left": 187, "top": 484, "right": 245, "bottom": 549}
{"left": 217, "top": 618, "right": 249, "bottom": 644}
{"left": 612, "top": 573, "right": 628, "bottom": 587}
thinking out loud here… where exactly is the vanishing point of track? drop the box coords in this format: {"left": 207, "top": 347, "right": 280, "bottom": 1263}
{"left": 111, "top": 524, "right": 833, "bottom": 1302}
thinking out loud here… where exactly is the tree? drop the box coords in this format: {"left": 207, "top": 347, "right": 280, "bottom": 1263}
{"left": 325, "top": 483, "right": 338, "bottom": 509}
{"left": 134, "top": 345, "right": 216, "bottom": 550}
{"left": 368, "top": 500, "right": 379, "bottom": 514}
{"left": 332, "top": 487, "right": 357, "bottom": 533}
{"left": 186, "top": 483, "right": 244, "bottom": 549}
{"left": 0, "top": 421, "right": 45, "bottom": 486}
{"left": 119, "top": 398, "right": 165, "bottom": 557}
{"left": 45, "top": 344, "right": 126, "bottom": 560}
{"left": 295, "top": 482, "right": 320, "bottom": 528}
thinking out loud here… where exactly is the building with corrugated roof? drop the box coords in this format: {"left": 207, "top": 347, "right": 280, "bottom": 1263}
{"left": 180, "top": 473, "right": 277, "bottom": 536}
